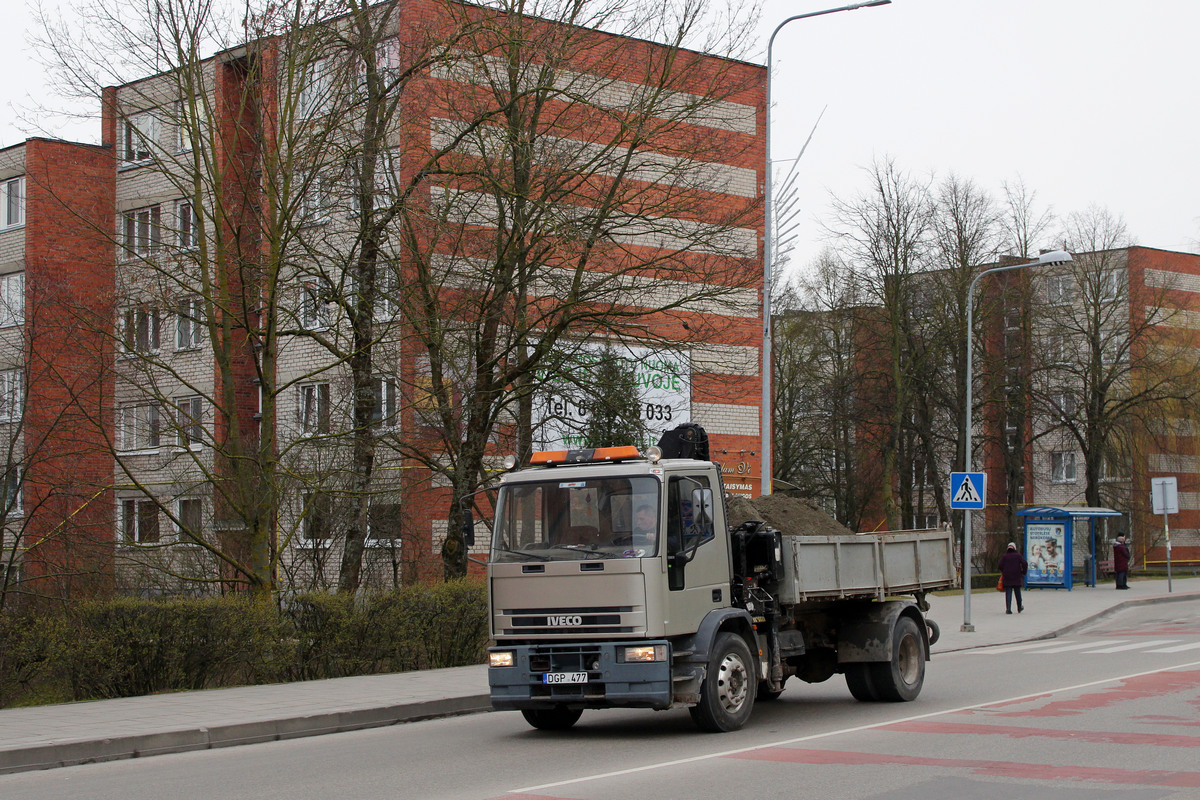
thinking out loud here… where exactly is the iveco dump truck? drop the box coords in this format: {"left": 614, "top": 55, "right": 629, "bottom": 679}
{"left": 479, "top": 430, "right": 956, "bottom": 732}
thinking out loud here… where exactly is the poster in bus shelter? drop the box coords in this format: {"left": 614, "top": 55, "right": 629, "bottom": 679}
{"left": 533, "top": 342, "right": 691, "bottom": 452}
{"left": 1025, "top": 522, "right": 1068, "bottom": 587}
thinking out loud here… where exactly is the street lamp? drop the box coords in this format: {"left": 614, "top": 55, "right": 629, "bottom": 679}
{"left": 961, "top": 249, "right": 1073, "bottom": 632}
{"left": 762, "top": 0, "right": 892, "bottom": 495}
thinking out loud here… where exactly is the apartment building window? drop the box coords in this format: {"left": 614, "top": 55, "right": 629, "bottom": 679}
{"left": 118, "top": 403, "right": 161, "bottom": 451}
{"left": 176, "top": 295, "right": 204, "bottom": 350}
{"left": 1, "top": 177, "right": 23, "bottom": 228}
{"left": 0, "top": 272, "right": 23, "bottom": 327}
{"left": 121, "top": 497, "right": 160, "bottom": 544}
{"left": 175, "top": 395, "right": 204, "bottom": 447}
{"left": 300, "top": 278, "right": 333, "bottom": 329}
{"left": 298, "top": 59, "right": 332, "bottom": 118}
{"left": 122, "top": 204, "right": 163, "bottom": 258}
{"left": 373, "top": 376, "right": 397, "bottom": 428}
{"left": 177, "top": 200, "right": 200, "bottom": 249}
{"left": 300, "top": 175, "right": 330, "bottom": 224}
{"left": 0, "top": 369, "right": 22, "bottom": 423}
{"left": 1051, "top": 451, "right": 1076, "bottom": 484}
{"left": 121, "top": 305, "right": 161, "bottom": 354}
{"left": 1045, "top": 274, "right": 1075, "bottom": 305}
{"left": 1102, "top": 336, "right": 1125, "bottom": 365}
{"left": 121, "top": 112, "right": 158, "bottom": 163}
{"left": 174, "top": 101, "right": 196, "bottom": 153}
{"left": 299, "top": 382, "right": 331, "bottom": 435}
{"left": 368, "top": 501, "right": 402, "bottom": 546}
{"left": 376, "top": 270, "right": 399, "bottom": 320}
{"left": 302, "top": 490, "right": 333, "bottom": 542}
{"left": 1099, "top": 270, "right": 1123, "bottom": 302}
{"left": 1046, "top": 334, "right": 1068, "bottom": 365}
{"left": 177, "top": 497, "right": 203, "bottom": 543}
{"left": 3, "top": 462, "right": 21, "bottom": 517}
{"left": 1051, "top": 391, "right": 1076, "bottom": 420}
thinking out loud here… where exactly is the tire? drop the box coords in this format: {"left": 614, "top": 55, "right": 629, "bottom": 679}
{"left": 844, "top": 663, "right": 877, "bottom": 702}
{"left": 756, "top": 676, "right": 786, "bottom": 702}
{"left": 868, "top": 616, "right": 925, "bottom": 702}
{"left": 690, "top": 632, "right": 756, "bottom": 732}
{"left": 521, "top": 706, "right": 583, "bottom": 731}
{"left": 925, "top": 618, "right": 940, "bottom": 646}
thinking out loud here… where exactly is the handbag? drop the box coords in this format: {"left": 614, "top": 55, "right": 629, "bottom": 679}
{"left": 996, "top": 576, "right": 1004, "bottom": 592}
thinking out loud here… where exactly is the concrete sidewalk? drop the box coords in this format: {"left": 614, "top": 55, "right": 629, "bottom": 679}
{"left": 2, "top": 576, "right": 1197, "bottom": 776}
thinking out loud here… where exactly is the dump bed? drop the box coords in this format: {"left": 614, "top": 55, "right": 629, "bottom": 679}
{"left": 777, "top": 529, "right": 957, "bottom": 604}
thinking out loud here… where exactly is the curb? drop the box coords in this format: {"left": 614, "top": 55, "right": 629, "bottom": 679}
{"left": 0, "top": 694, "right": 493, "bottom": 776}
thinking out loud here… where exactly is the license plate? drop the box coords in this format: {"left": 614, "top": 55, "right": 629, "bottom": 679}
{"left": 543, "top": 671, "right": 588, "bottom": 685}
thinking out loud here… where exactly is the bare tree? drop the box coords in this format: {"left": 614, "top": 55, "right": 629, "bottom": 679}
{"left": 385, "top": 0, "right": 764, "bottom": 578}
{"left": 1032, "top": 207, "right": 1198, "bottom": 516}
{"left": 771, "top": 252, "right": 874, "bottom": 527}
{"left": 827, "top": 157, "right": 933, "bottom": 529}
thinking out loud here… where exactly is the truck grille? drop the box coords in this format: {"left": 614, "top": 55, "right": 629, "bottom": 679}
{"left": 498, "top": 605, "right": 638, "bottom": 636}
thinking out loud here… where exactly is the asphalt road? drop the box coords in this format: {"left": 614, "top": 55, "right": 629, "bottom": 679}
{"left": 3, "top": 600, "right": 1199, "bottom": 800}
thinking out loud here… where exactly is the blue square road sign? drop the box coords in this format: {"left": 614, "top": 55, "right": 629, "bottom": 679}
{"left": 950, "top": 472, "right": 986, "bottom": 510}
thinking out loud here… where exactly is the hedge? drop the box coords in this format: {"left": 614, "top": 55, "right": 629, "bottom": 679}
{"left": 0, "top": 579, "right": 489, "bottom": 708}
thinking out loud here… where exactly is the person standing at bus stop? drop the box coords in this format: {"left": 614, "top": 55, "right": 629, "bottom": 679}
{"left": 999, "top": 542, "right": 1027, "bottom": 614}
{"left": 1113, "top": 534, "right": 1131, "bottom": 590}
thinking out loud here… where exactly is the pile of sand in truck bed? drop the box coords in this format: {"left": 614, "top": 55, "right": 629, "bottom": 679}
{"left": 726, "top": 493, "right": 857, "bottom": 537}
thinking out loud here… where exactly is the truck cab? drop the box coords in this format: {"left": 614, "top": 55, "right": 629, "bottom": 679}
{"left": 487, "top": 446, "right": 757, "bottom": 730}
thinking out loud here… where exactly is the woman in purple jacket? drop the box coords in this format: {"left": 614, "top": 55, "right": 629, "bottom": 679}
{"left": 998, "top": 542, "right": 1028, "bottom": 614}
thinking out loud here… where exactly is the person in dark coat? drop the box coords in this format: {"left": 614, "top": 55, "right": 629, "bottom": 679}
{"left": 1113, "top": 534, "right": 1131, "bottom": 590}
{"left": 998, "top": 542, "right": 1028, "bottom": 614}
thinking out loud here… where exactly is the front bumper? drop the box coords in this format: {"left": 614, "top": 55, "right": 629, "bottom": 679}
{"left": 488, "top": 640, "right": 673, "bottom": 710}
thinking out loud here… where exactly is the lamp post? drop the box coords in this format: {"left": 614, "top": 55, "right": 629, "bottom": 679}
{"left": 762, "top": 0, "right": 891, "bottom": 496}
{"left": 961, "top": 249, "right": 1073, "bottom": 632}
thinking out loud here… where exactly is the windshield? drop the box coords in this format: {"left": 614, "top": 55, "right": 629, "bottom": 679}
{"left": 492, "top": 475, "right": 660, "bottom": 562}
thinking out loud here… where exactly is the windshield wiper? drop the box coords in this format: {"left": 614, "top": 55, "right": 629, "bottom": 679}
{"left": 495, "top": 546, "right": 551, "bottom": 562}
{"left": 548, "top": 544, "right": 606, "bottom": 559}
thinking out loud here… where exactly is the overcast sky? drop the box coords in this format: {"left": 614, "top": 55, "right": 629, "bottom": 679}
{"left": 4, "top": 0, "right": 1198, "bottom": 265}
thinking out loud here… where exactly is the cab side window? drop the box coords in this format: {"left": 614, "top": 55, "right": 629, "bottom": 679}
{"left": 667, "top": 475, "right": 715, "bottom": 589}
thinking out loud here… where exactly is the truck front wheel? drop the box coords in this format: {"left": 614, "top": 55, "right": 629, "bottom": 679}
{"left": 869, "top": 616, "right": 925, "bottom": 702}
{"left": 690, "top": 632, "right": 756, "bottom": 732}
{"left": 521, "top": 707, "right": 583, "bottom": 731}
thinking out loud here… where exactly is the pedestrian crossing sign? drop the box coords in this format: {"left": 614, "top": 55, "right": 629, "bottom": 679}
{"left": 950, "top": 472, "right": 986, "bottom": 510}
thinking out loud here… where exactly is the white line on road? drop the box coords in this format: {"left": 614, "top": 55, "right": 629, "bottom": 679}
{"left": 968, "top": 639, "right": 1115, "bottom": 655}
{"left": 1084, "top": 639, "right": 1179, "bottom": 653}
{"left": 509, "top": 658, "right": 1200, "bottom": 795}
{"left": 1146, "top": 642, "right": 1200, "bottom": 653}
{"left": 1036, "top": 641, "right": 1134, "bottom": 654}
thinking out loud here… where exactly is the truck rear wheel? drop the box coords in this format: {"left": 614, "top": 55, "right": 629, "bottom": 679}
{"left": 690, "top": 632, "right": 755, "bottom": 732}
{"left": 521, "top": 707, "right": 583, "bottom": 731}
{"left": 869, "top": 616, "right": 925, "bottom": 702}
{"left": 844, "top": 663, "right": 877, "bottom": 702}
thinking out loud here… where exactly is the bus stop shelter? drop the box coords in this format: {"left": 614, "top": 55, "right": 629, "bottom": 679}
{"left": 1017, "top": 506, "right": 1124, "bottom": 590}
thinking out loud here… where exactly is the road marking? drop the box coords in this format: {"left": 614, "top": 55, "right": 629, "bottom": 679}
{"left": 727, "top": 747, "right": 1200, "bottom": 788}
{"left": 506, "top": 659, "right": 1200, "bottom": 795}
{"left": 969, "top": 640, "right": 1114, "bottom": 655}
{"left": 1036, "top": 641, "right": 1128, "bottom": 654}
{"left": 1084, "top": 639, "right": 1178, "bottom": 653}
{"left": 1146, "top": 642, "right": 1200, "bottom": 653}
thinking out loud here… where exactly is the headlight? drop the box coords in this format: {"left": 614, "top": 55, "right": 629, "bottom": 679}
{"left": 620, "top": 645, "right": 667, "bottom": 663}
{"left": 489, "top": 651, "right": 515, "bottom": 668}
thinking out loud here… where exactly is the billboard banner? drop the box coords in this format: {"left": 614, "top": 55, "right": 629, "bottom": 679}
{"left": 1025, "top": 522, "right": 1068, "bottom": 587}
{"left": 534, "top": 342, "right": 690, "bottom": 451}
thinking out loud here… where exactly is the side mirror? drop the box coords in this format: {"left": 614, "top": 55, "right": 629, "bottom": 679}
{"left": 461, "top": 506, "right": 475, "bottom": 547}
